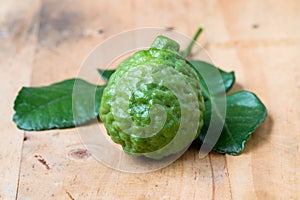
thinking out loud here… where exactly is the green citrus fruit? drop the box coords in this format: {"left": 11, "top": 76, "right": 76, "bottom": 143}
{"left": 100, "top": 36, "right": 205, "bottom": 159}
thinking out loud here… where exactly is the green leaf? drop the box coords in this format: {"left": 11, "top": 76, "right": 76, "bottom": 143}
{"left": 13, "top": 79, "right": 106, "bottom": 131}
{"left": 97, "top": 69, "right": 115, "bottom": 82}
{"left": 188, "top": 60, "right": 235, "bottom": 99}
{"left": 199, "top": 91, "right": 267, "bottom": 155}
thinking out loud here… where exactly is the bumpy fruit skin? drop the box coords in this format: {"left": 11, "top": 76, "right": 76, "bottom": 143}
{"left": 100, "top": 36, "right": 205, "bottom": 159}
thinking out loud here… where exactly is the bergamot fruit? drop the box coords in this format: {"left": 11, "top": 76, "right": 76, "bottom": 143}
{"left": 100, "top": 35, "right": 205, "bottom": 159}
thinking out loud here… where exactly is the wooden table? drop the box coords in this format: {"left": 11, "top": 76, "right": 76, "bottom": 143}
{"left": 1, "top": 0, "right": 299, "bottom": 199}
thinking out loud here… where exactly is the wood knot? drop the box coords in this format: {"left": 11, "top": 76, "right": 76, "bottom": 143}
{"left": 68, "top": 149, "right": 91, "bottom": 160}
{"left": 165, "top": 26, "right": 175, "bottom": 31}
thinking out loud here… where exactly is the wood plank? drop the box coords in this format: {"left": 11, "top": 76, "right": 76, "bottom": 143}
{"left": 210, "top": 0, "right": 300, "bottom": 199}
{"left": 0, "top": 0, "right": 40, "bottom": 199}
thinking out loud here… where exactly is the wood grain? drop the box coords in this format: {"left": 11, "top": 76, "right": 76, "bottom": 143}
{"left": 0, "top": 0, "right": 299, "bottom": 199}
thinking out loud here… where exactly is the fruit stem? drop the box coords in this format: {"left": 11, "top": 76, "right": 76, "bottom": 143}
{"left": 181, "top": 27, "right": 204, "bottom": 58}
